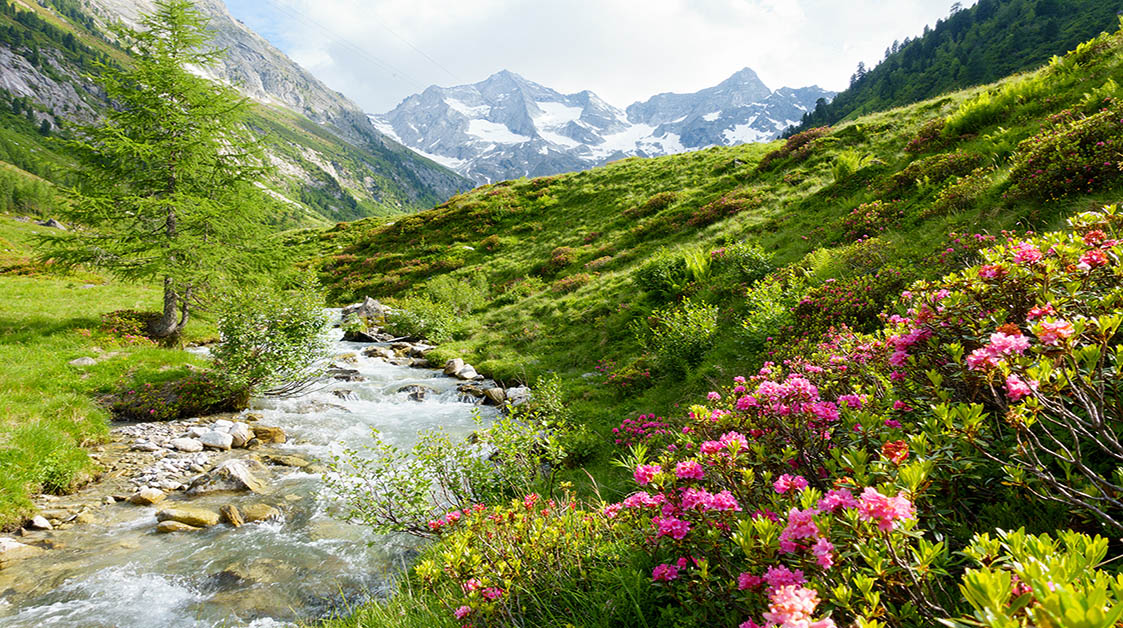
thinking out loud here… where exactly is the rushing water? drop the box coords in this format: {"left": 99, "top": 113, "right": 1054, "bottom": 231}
{"left": 0, "top": 330, "right": 495, "bottom": 627}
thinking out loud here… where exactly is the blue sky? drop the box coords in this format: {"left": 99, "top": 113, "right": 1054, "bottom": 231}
{"left": 224, "top": 0, "right": 968, "bottom": 113}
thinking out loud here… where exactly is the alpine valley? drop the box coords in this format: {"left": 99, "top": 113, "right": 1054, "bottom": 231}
{"left": 371, "top": 68, "right": 835, "bottom": 183}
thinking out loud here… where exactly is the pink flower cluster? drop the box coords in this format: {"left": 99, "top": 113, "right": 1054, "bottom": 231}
{"left": 700, "top": 431, "right": 750, "bottom": 456}
{"left": 680, "top": 487, "right": 742, "bottom": 512}
{"left": 428, "top": 504, "right": 487, "bottom": 532}
{"left": 967, "top": 330, "right": 1030, "bottom": 371}
{"left": 675, "top": 460, "right": 705, "bottom": 480}
{"left": 761, "top": 585, "right": 836, "bottom": 628}
{"left": 773, "top": 474, "right": 808, "bottom": 494}
{"left": 634, "top": 464, "right": 662, "bottom": 485}
{"left": 855, "top": 487, "right": 915, "bottom": 531}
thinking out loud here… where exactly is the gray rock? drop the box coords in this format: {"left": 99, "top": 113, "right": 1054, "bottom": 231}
{"left": 443, "top": 358, "right": 465, "bottom": 376}
{"left": 188, "top": 459, "right": 267, "bottom": 494}
{"left": 170, "top": 438, "right": 203, "bottom": 453}
{"left": 199, "top": 431, "right": 234, "bottom": 450}
{"left": 187, "top": 427, "right": 209, "bottom": 438}
{"left": 220, "top": 504, "right": 244, "bottom": 527}
{"left": 362, "top": 346, "right": 395, "bottom": 360}
{"left": 131, "top": 441, "right": 161, "bottom": 452}
{"left": 506, "top": 386, "right": 531, "bottom": 406}
{"left": 36, "top": 218, "right": 66, "bottom": 230}
{"left": 29, "top": 515, "right": 52, "bottom": 530}
{"left": 68, "top": 357, "right": 97, "bottom": 367}
{"left": 213, "top": 419, "right": 234, "bottom": 431}
{"left": 396, "top": 384, "right": 435, "bottom": 402}
{"left": 228, "top": 423, "right": 253, "bottom": 448}
{"left": 454, "top": 364, "right": 479, "bottom": 380}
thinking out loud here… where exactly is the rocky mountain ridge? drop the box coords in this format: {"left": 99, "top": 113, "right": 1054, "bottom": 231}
{"left": 373, "top": 68, "right": 835, "bottom": 183}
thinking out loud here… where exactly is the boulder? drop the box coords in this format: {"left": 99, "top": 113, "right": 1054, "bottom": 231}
{"left": 362, "top": 346, "right": 395, "bottom": 360}
{"left": 0, "top": 537, "right": 44, "bottom": 567}
{"left": 443, "top": 358, "right": 465, "bottom": 376}
{"left": 251, "top": 425, "right": 286, "bottom": 444}
{"left": 28, "top": 515, "right": 52, "bottom": 530}
{"left": 410, "top": 358, "right": 432, "bottom": 368}
{"left": 36, "top": 218, "right": 66, "bottom": 230}
{"left": 187, "top": 427, "right": 209, "bottom": 438}
{"left": 395, "top": 384, "right": 435, "bottom": 401}
{"left": 200, "top": 431, "right": 233, "bottom": 450}
{"left": 220, "top": 504, "right": 244, "bottom": 527}
{"left": 240, "top": 503, "right": 281, "bottom": 523}
{"left": 170, "top": 438, "right": 203, "bottom": 453}
{"left": 156, "top": 520, "right": 200, "bottom": 533}
{"left": 341, "top": 297, "right": 391, "bottom": 323}
{"left": 128, "top": 488, "right": 167, "bottom": 506}
{"left": 454, "top": 364, "right": 479, "bottom": 380}
{"left": 341, "top": 328, "right": 380, "bottom": 342}
{"left": 483, "top": 387, "right": 506, "bottom": 406}
{"left": 213, "top": 419, "right": 234, "bottom": 431}
{"left": 328, "top": 367, "right": 364, "bottom": 382}
{"left": 155, "top": 507, "right": 220, "bottom": 528}
{"left": 261, "top": 453, "right": 311, "bottom": 468}
{"left": 506, "top": 386, "right": 532, "bottom": 406}
{"left": 68, "top": 357, "right": 97, "bottom": 367}
{"left": 188, "top": 459, "right": 267, "bottom": 494}
{"left": 229, "top": 422, "right": 253, "bottom": 448}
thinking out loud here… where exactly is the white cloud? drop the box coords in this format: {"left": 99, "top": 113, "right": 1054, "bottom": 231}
{"left": 224, "top": 0, "right": 966, "bottom": 112}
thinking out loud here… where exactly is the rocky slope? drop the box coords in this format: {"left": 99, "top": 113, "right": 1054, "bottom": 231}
{"left": 373, "top": 68, "right": 834, "bottom": 183}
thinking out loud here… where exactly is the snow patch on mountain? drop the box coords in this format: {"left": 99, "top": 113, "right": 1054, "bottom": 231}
{"left": 373, "top": 68, "right": 834, "bottom": 184}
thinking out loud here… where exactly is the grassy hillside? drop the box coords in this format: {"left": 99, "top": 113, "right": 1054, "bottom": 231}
{"left": 307, "top": 22, "right": 1123, "bottom": 628}
{"left": 310, "top": 18, "right": 1123, "bottom": 393}
{"left": 789, "top": 0, "right": 1122, "bottom": 133}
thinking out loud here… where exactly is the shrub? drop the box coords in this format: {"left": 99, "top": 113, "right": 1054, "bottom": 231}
{"left": 624, "top": 190, "right": 679, "bottom": 219}
{"left": 551, "top": 273, "right": 592, "bottom": 293}
{"left": 583, "top": 255, "right": 613, "bottom": 271}
{"left": 425, "top": 273, "right": 490, "bottom": 314}
{"left": 905, "top": 118, "right": 947, "bottom": 153}
{"left": 479, "top": 234, "right": 501, "bottom": 251}
{"left": 927, "top": 167, "right": 994, "bottom": 216}
{"left": 633, "top": 298, "right": 719, "bottom": 375}
{"left": 597, "top": 356, "right": 654, "bottom": 396}
{"left": 1007, "top": 103, "right": 1123, "bottom": 201}
{"left": 633, "top": 250, "right": 690, "bottom": 301}
{"left": 840, "top": 200, "right": 905, "bottom": 241}
{"left": 739, "top": 274, "right": 804, "bottom": 353}
{"left": 947, "top": 528, "right": 1123, "bottom": 628}
{"left": 384, "top": 295, "right": 462, "bottom": 343}
{"left": 493, "top": 276, "right": 545, "bottom": 305}
{"left": 888, "top": 150, "right": 983, "bottom": 192}
{"left": 687, "top": 188, "right": 762, "bottom": 228}
{"left": 211, "top": 282, "right": 331, "bottom": 397}
{"left": 757, "top": 127, "right": 831, "bottom": 172}
{"left": 99, "top": 310, "right": 158, "bottom": 345}
{"left": 106, "top": 370, "right": 244, "bottom": 421}
{"left": 540, "top": 246, "right": 577, "bottom": 275}
{"left": 711, "top": 241, "right": 774, "bottom": 286}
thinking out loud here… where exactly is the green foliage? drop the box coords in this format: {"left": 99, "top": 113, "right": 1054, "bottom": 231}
{"left": 634, "top": 249, "right": 690, "bottom": 301}
{"left": 104, "top": 369, "right": 243, "bottom": 421}
{"left": 424, "top": 273, "right": 490, "bottom": 314}
{"left": 841, "top": 200, "right": 905, "bottom": 241}
{"left": 384, "top": 295, "right": 462, "bottom": 343}
{"left": 791, "top": 0, "right": 1121, "bottom": 133}
{"left": 326, "top": 385, "right": 571, "bottom": 537}
{"left": 832, "top": 149, "right": 874, "bottom": 182}
{"left": 36, "top": 0, "right": 277, "bottom": 338}
{"left": 889, "top": 151, "right": 984, "bottom": 192}
{"left": 210, "top": 280, "right": 331, "bottom": 397}
{"left": 947, "top": 528, "right": 1123, "bottom": 628}
{"left": 711, "top": 241, "right": 774, "bottom": 286}
{"left": 634, "top": 298, "right": 719, "bottom": 375}
{"left": 1007, "top": 103, "right": 1123, "bottom": 201}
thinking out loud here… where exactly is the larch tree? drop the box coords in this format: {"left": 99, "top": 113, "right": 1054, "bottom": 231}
{"left": 39, "top": 0, "right": 274, "bottom": 338}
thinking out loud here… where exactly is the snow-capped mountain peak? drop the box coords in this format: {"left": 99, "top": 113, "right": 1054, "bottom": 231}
{"left": 371, "top": 69, "right": 835, "bottom": 184}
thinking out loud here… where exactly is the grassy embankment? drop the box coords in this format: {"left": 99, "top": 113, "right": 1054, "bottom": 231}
{"left": 0, "top": 213, "right": 213, "bottom": 527}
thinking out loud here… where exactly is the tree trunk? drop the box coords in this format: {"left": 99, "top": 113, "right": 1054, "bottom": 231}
{"left": 149, "top": 275, "right": 180, "bottom": 338}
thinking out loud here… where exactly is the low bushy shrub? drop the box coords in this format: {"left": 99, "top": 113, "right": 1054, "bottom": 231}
{"left": 551, "top": 273, "right": 592, "bottom": 293}
{"left": 758, "top": 127, "right": 831, "bottom": 172}
{"left": 106, "top": 370, "right": 244, "bottom": 421}
{"left": 384, "top": 295, "right": 462, "bottom": 343}
{"left": 633, "top": 250, "right": 690, "bottom": 301}
{"left": 1007, "top": 103, "right": 1123, "bottom": 201}
{"left": 840, "top": 200, "right": 905, "bottom": 241}
{"left": 888, "top": 150, "right": 984, "bottom": 192}
{"left": 624, "top": 190, "right": 679, "bottom": 219}
{"left": 711, "top": 241, "right": 774, "bottom": 286}
{"left": 633, "top": 298, "right": 719, "bottom": 375}
{"left": 905, "top": 118, "right": 947, "bottom": 153}
{"left": 425, "top": 273, "right": 490, "bottom": 314}
{"left": 99, "top": 310, "right": 158, "bottom": 345}
{"left": 927, "top": 167, "right": 994, "bottom": 216}
{"left": 211, "top": 283, "right": 331, "bottom": 397}
{"left": 687, "top": 188, "right": 762, "bottom": 227}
